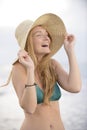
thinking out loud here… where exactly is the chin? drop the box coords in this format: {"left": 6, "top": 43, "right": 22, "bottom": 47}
{"left": 45, "top": 49, "right": 51, "bottom": 53}
{"left": 43, "top": 51, "right": 51, "bottom": 56}
{"left": 40, "top": 49, "right": 51, "bottom": 56}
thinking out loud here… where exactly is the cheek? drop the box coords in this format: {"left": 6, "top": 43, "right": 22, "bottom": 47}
{"left": 33, "top": 44, "right": 39, "bottom": 51}
{"left": 32, "top": 40, "right": 40, "bottom": 53}
{"left": 33, "top": 45, "right": 41, "bottom": 55}
{"left": 32, "top": 38, "right": 41, "bottom": 48}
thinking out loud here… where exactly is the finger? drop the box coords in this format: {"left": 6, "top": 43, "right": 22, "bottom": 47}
{"left": 67, "top": 35, "right": 74, "bottom": 42}
{"left": 18, "top": 56, "right": 26, "bottom": 64}
{"left": 19, "top": 59, "right": 21, "bottom": 63}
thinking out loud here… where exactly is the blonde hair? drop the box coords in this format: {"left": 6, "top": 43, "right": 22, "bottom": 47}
{"left": 25, "top": 30, "right": 57, "bottom": 104}
{"left": 0, "top": 27, "right": 57, "bottom": 105}
{"left": 0, "top": 70, "right": 12, "bottom": 87}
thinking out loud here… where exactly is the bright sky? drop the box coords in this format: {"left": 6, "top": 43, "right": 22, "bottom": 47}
{"left": 0, "top": 0, "right": 86, "bottom": 33}
{"left": 0, "top": 0, "right": 86, "bottom": 31}
{"left": 0, "top": 0, "right": 68, "bottom": 27}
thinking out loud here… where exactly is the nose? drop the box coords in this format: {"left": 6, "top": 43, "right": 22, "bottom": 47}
{"left": 43, "top": 35, "right": 50, "bottom": 41}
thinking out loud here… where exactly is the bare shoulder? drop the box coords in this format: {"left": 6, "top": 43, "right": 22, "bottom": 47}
{"left": 12, "top": 62, "right": 26, "bottom": 74}
{"left": 51, "top": 58, "right": 62, "bottom": 70}
{"left": 51, "top": 58, "right": 67, "bottom": 78}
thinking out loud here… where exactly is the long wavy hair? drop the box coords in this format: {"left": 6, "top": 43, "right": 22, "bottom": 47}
{"left": 0, "top": 27, "right": 57, "bottom": 104}
{"left": 25, "top": 29, "right": 57, "bottom": 104}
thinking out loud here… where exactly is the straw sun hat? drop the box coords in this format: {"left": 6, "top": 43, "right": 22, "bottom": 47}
{"left": 14, "top": 13, "right": 66, "bottom": 63}
{"left": 0, "top": 13, "right": 66, "bottom": 87}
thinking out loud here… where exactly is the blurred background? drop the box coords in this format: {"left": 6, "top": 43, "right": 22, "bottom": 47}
{"left": 0, "top": 0, "right": 87, "bottom": 130}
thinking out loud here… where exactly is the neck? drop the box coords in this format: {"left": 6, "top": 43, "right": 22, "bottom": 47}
{"left": 36, "top": 55, "right": 43, "bottom": 62}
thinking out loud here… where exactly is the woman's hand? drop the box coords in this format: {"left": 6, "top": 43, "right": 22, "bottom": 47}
{"left": 64, "top": 34, "right": 75, "bottom": 54}
{"left": 18, "top": 49, "right": 34, "bottom": 69}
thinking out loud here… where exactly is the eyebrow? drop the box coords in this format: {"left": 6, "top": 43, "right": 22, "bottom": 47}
{"left": 32, "top": 30, "right": 48, "bottom": 36}
{"left": 32, "top": 30, "right": 52, "bottom": 40}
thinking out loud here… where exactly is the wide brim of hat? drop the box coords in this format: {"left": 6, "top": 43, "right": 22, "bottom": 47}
{"left": 13, "top": 13, "right": 66, "bottom": 64}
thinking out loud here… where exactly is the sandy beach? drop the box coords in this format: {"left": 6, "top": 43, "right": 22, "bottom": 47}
{"left": 0, "top": 78, "right": 87, "bottom": 130}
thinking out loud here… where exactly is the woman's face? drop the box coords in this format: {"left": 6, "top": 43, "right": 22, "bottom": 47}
{"left": 31, "top": 26, "right": 51, "bottom": 58}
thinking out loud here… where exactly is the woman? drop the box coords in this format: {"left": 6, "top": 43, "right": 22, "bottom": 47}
{"left": 12, "top": 13, "right": 82, "bottom": 130}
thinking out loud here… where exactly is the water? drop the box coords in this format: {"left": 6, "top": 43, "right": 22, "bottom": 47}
{"left": 60, "top": 78, "right": 87, "bottom": 130}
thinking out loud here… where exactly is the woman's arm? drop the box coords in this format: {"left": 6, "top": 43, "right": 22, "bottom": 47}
{"left": 52, "top": 34, "right": 82, "bottom": 93}
{"left": 12, "top": 50, "right": 37, "bottom": 114}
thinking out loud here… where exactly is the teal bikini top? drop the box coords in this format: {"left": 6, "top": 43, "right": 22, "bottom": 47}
{"left": 35, "top": 82, "right": 61, "bottom": 104}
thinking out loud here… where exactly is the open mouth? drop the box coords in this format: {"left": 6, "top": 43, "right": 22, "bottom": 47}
{"left": 42, "top": 45, "right": 48, "bottom": 47}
